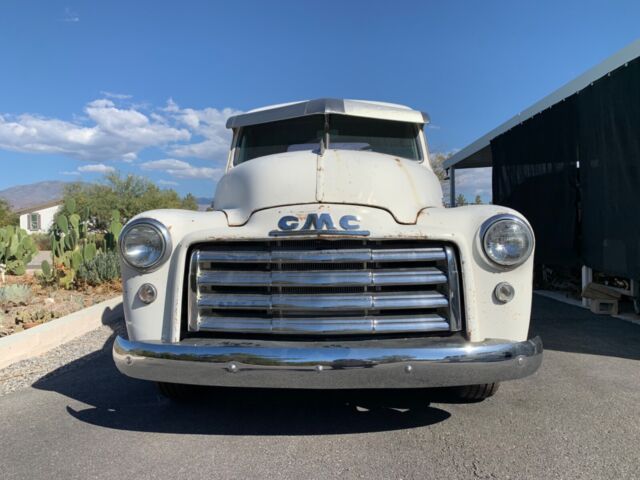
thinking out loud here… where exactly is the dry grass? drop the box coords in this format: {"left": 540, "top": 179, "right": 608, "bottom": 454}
{"left": 0, "top": 274, "right": 122, "bottom": 337}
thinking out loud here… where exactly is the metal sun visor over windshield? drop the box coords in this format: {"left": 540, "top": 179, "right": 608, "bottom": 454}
{"left": 235, "top": 114, "right": 422, "bottom": 164}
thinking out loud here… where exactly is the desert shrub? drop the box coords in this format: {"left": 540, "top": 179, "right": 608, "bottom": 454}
{"left": 88, "top": 233, "right": 106, "bottom": 251}
{"left": 76, "top": 251, "right": 121, "bottom": 286}
{"left": 31, "top": 233, "right": 52, "bottom": 251}
{"left": 0, "top": 284, "right": 32, "bottom": 306}
{"left": 59, "top": 172, "right": 198, "bottom": 230}
{"left": 14, "top": 309, "right": 56, "bottom": 326}
{"left": 0, "top": 198, "right": 17, "bottom": 228}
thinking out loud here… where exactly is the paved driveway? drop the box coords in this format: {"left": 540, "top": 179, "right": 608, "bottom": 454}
{"left": 1, "top": 296, "right": 639, "bottom": 479}
{"left": 26, "top": 250, "right": 51, "bottom": 270}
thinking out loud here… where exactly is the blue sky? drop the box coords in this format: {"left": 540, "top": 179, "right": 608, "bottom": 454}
{"left": 0, "top": 1, "right": 638, "bottom": 201}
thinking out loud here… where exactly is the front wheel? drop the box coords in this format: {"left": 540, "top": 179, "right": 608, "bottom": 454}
{"left": 452, "top": 383, "right": 500, "bottom": 401}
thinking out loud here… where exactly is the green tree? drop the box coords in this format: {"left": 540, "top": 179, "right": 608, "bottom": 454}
{"left": 58, "top": 172, "right": 199, "bottom": 231}
{"left": 181, "top": 193, "right": 199, "bottom": 211}
{"left": 455, "top": 194, "right": 468, "bottom": 206}
{"left": 474, "top": 195, "right": 483, "bottom": 204}
{"left": 429, "top": 152, "right": 451, "bottom": 182}
{"left": 0, "top": 198, "right": 17, "bottom": 227}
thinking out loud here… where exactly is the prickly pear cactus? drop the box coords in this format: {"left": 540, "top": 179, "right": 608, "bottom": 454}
{"left": 0, "top": 226, "right": 38, "bottom": 276}
{"left": 65, "top": 198, "right": 76, "bottom": 215}
{"left": 56, "top": 215, "right": 69, "bottom": 235}
{"left": 49, "top": 204, "right": 100, "bottom": 289}
{"left": 83, "top": 242, "right": 97, "bottom": 262}
{"left": 105, "top": 210, "right": 123, "bottom": 252}
{"left": 40, "top": 259, "right": 53, "bottom": 280}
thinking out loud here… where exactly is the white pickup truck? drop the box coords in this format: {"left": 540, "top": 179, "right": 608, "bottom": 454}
{"left": 113, "top": 99, "right": 542, "bottom": 400}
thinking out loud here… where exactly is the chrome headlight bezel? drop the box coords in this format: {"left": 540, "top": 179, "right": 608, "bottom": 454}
{"left": 480, "top": 214, "right": 534, "bottom": 269}
{"left": 119, "top": 218, "right": 172, "bottom": 272}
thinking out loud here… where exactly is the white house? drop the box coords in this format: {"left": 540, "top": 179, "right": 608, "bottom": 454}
{"left": 16, "top": 200, "right": 62, "bottom": 234}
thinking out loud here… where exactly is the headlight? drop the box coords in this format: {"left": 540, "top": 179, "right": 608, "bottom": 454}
{"left": 481, "top": 214, "right": 534, "bottom": 268}
{"left": 119, "top": 218, "right": 172, "bottom": 271}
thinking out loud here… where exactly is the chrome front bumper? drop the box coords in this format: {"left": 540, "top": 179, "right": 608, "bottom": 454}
{"left": 113, "top": 335, "right": 543, "bottom": 389}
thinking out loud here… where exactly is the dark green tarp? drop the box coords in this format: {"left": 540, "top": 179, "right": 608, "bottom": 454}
{"left": 490, "top": 56, "right": 640, "bottom": 278}
{"left": 491, "top": 96, "right": 580, "bottom": 266}
{"left": 578, "top": 57, "right": 640, "bottom": 278}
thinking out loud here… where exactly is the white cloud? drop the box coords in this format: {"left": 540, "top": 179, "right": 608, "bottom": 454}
{"left": 166, "top": 103, "right": 241, "bottom": 160}
{"left": 0, "top": 99, "right": 191, "bottom": 161}
{"left": 0, "top": 96, "right": 242, "bottom": 173}
{"left": 441, "top": 167, "right": 492, "bottom": 204}
{"left": 170, "top": 139, "right": 228, "bottom": 159}
{"left": 157, "top": 179, "right": 179, "bottom": 186}
{"left": 78, "top": 163, "right": 115, "bottom": 174}
{"left": 142, "top": 159, "right": 192, "bottom": 170}
{"left": 163, "top": 98, "right": 180, "bottom": 113}
{"left": 100, "top": 91, "right": 133, "bottom": 100}
{"left": 61, "top": 171, "right": 81, "bottom": 176}
{"left": 455, "top": 168, "right": 492, "bottom": 191}
{"left": 62, "top": 7, "right": 80, "bottom": 22}
{"left": 141, "top": 158, "right": 222, "bottom": 180}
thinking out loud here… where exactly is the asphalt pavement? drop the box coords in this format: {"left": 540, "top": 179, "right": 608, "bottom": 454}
{"left": 1, "top": 295, "right": 639, "bottom": 480}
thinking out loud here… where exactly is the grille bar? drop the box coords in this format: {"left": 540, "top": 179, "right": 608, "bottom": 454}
{"left": 198, "top": 291, "right": 449, "bottom": 312}
{"left": 196, "top": 314, "right": 450, "bottom": 335}
{"left": 197, "top": 267, "right": 447, "bottom": 288}
{"left": 197, "top": 247, "right": 446, "bottom": 264}
{"left": 187, "top": 241, "right": 463, "bottom": 336}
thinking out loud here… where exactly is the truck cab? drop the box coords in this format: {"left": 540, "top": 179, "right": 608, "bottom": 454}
{"left": 113, "top": 99, "right": 542, "bottom": 400}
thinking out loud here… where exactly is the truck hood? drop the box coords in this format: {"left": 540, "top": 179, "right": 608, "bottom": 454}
{"left": 213, "top": 150, "right": 443, "bottom": 226}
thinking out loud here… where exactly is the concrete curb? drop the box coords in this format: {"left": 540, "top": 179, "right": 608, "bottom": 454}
{"left": 0, "top": 295, "right": 123, "bottom": 370}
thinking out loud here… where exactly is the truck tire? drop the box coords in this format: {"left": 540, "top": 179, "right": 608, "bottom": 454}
{"left": 156, "top": 382, "right": 195, "bottom": 401}
{"left": 453, "top": 383, "right": 500, "bottom": 401}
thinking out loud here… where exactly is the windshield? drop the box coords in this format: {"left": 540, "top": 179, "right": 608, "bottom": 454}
{"left": 235, "top": 114, "right": 421, "bottom": 164}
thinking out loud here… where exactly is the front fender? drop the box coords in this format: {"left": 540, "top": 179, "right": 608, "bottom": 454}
{"left": 417, "top": 205, "right": 534, "bottom": 342}
{"left": 120, "top": 209, "right": 228, "bottom": 342}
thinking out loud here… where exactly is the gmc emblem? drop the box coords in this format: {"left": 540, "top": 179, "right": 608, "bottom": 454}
{"left": 269, "top": 213, "right": 370, "bottom": 237}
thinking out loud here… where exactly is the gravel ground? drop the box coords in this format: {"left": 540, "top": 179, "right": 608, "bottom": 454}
{"left": 0, "top": 317, "right": 124, "bottom": 397}
{"left": 0, "top": 296, "right": 638, "bottom": 480}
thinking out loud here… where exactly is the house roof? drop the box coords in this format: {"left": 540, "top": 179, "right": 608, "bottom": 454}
{"left": 444, "top": 39, "right": 640, "bottom": 170}
{"left": 226, "top": 98, "right": 430, "bottom": 128}
{"left": 14, "top": 200, "right": 63, "bottom": 215}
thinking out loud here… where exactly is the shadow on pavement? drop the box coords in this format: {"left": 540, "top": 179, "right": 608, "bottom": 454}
{"left": 32, "top": 303, "right": 452, "bottom": 435}
{"left": 64, "top": 382, "right": 452, "bottom": 435}
{"left": 530, "top": 294, "right": 640, "bottom": 360}
{"left": 31, "top": 295, "right": 639, "bottom": 435}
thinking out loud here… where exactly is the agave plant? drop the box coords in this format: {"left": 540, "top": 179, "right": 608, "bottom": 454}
{"left": 0, "top": 284, "right": 32, "bottom": 306}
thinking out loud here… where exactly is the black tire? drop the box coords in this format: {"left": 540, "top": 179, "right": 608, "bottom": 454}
{"left": 453, "top": 383, "right": 500, "bottom": 401}
{"left": 156, "top": 382, "right": 196, "bottom": 401}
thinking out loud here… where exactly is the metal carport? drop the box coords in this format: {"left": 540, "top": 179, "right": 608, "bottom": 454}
{"left": 444, "top": 39, "right": 640, "bottom": 305}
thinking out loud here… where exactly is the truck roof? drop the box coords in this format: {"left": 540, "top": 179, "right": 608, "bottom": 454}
{"left": 225, "top": 98, "right": 430, "bottom": 129}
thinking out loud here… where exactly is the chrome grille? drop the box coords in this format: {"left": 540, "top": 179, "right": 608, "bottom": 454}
{"left": 187, "top": 241, "right": 462, "bottom": 336}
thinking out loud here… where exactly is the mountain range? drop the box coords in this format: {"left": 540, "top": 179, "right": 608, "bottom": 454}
{"left": 0, "top": 181, "right": 67, "bottom": 211}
